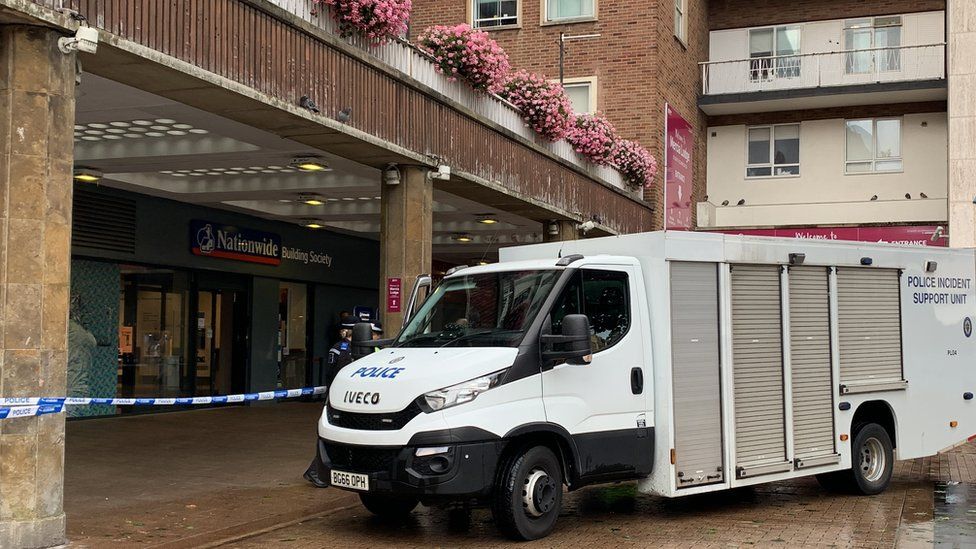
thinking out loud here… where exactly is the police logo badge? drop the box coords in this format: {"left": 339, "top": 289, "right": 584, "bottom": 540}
{"left": 965, "top": 317, "right": 972, "bottom": 338}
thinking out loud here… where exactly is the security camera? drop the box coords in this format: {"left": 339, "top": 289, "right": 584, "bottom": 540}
{"left": 383, "top": 164, "right": 400, "bottom": 185}
{"left": 577, "top": 220, "right": 597, "bottom": 234}
{"left": 427, "top": 164, "right": 451, "bottom": 181}
{"left": 59, "top": 27, "right": 99, "bottom": 55}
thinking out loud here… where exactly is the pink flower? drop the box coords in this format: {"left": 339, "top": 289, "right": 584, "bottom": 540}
{"left": 314, "top": 0, "right": 411, "bottom": 44}
{"left": 566, "top": 113, "right": 617, "bottom": 165}
{"left": 612, "top": 139, "right": 658, "bottom": 189}
{"left": 418, "top": 24, "right": 510, "bottom": 92}
{"left": 499, "top": 70, "right": 573, "bottom": 141}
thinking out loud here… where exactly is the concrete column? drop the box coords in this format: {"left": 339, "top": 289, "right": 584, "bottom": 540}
{"left": 543, "top": 220, "right": 578, "bottom": 242}
{"left": 0, "top": 26, "right": 75, "bottom": 548}
{"left": 379, "top": 166, "right": 432, "bottom": 334}
{"left": 948, "top": 0, "right": 976, "bottom": 247}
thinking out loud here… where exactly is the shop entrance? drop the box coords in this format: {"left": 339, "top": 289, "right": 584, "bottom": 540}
{"left": 193, "top": 288, "right": 248, "bottom": 396}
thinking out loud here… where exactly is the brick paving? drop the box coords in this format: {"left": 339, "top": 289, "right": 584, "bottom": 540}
{"left": 218, "top": 443, "right": 976, "bottom": 549}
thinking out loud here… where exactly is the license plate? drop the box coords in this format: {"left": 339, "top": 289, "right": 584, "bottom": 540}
{"left": 330, "top": 469, "right": 369, "bottom": 491}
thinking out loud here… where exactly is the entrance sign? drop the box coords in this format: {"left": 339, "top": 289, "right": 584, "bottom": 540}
{"left": 664, "top": 104, "right": 693, "bottom": 230}
{"left": 387, "top": 278, "right": 402, "bottom": 313}
{"left": 190, "top": 220, "right": 282, "bottom": 265}
{"left": 715, "top": 225, "right": 947, "bottom": 247}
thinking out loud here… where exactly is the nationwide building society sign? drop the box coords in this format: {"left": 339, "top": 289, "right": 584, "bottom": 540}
{"left": 191, "top": 220, "right": 334, "bottom": 268}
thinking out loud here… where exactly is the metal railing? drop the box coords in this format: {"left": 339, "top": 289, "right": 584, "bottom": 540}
{"left": 700, "top": 43, "right": 945, "bottom": 96}
{"left": 266, "top": 0, "right": 632, "bottom": 193}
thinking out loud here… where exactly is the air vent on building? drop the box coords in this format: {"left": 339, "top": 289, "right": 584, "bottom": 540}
{"left": 71, "top": 188, "right": 136, "bottom": 254}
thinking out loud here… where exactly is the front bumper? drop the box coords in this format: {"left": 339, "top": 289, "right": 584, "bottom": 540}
{"left": 311, "top": 435, "right": 505, "bottom": 500}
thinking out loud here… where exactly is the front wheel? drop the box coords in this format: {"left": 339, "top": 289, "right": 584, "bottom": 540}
{"left": 491, "top": 445, "right": 563, "bottom": 540}
{"left": 359, "top": 493, "right": 419, "bottom": 518}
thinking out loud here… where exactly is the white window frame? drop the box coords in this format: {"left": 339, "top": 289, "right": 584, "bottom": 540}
{"left": 843, "top": 16, "right": 903, "bottom": 75}
{"left": 471, "top": 0, "right": 521, "bottom": 29}
{"left": 844, "top": 117, "right": 904, "bottom": 174}
{"left": 542, "top": 0, "right": 597, "bottom": 24}
{"left": 748, "top": 25, "right": 802, "bottom": 82}
{"left": 558, "top": 76, "right": 598, "bottom": 114}
{"left": 745, "top": 123, "right": 801, "bottom": 179}
{"left": 674, "top": 0, "right": 688, "bottom": 45}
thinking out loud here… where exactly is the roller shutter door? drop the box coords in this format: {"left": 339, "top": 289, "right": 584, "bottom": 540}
{"left": 788, "top": 266, "right": 836, "bottom": 462}
{"left": 670, "top": 262, "right": 724, "bottom": 488}
{"left": 731, "top": 265, "right": 788, "bottom": 475}
{"left": 836, "top": 268, "right": 903, "bottom": 386}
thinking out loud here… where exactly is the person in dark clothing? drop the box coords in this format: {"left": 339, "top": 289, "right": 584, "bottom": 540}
{"left": 305, "top": 314, "right": 358, "bottom": 487}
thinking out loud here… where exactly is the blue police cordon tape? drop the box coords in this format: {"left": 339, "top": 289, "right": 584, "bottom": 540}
{"left": 0, "top": 386, "right": 327, "bottom": 419}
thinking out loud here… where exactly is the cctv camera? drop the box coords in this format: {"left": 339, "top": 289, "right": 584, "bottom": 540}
{"left": 577, "top": 220, "right": 597, "bottom": 234}
{"left": 383, "top": 165, "right": 400, "bottom": 185}
{"left": 59, "top": 27, "right": 99, "bottom": 55}
{"left": 427, "top": 165, "right": 451, "bottom": 181}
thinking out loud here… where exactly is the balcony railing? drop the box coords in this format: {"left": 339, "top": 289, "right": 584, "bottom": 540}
{"left": 701, "top": 43, "right": 945, "bottom": 96}
{"left": 265, "top": 0, "right": 632, "bottom": 194}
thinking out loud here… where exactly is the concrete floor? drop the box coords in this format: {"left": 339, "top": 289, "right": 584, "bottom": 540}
{"left": 63, "top": 403, "right": 976, "bottom": 548}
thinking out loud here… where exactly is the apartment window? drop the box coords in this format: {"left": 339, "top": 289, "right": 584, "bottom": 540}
{"left": 845, "top": 17, "right": 902, "bottom": 74}
{"left": 749, "top": 26, "right": 801, "bottom": 81}
{"left": 746, "top": 124, "right": 800, "bottom": 177}
{"left": 474, "top": 0, "right": 518, "bottom": 28}
{"left": 561, "top": 77, "right": 596, "bottom": 113}
{"left": 674, "top": 0, "right": 687, "bottom": 44}
{"left": 545, "top": 0, "right": 595, "bottom": 21}
{"left": 846, "top": 118, "right": 902, "bottom": 173}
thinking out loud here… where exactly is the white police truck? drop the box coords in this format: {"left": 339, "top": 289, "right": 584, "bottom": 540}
{"left": 311, "top": 231, "right": 976, "bottom": 540}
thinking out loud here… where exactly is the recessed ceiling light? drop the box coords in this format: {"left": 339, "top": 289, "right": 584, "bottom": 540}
{"left": 172, "top": 124, "right": 193, "bottom": 130}
{"left": 73, "top": 167, "right": 103, "bottom": 183}
{"left": 73, "top": 125, "right": 84, "bottom": 131}
{"left": 453, "top": 234, "right": 473, "bottom": 243}
{"left": 103, "top": 135, "right": 123, "bottom": 140}
{"left": 80, "top": 136, "right": 100, "bottom": 141}
{"left": 131, "top": 120, "right": 153, "bottom": 126}
{"left": 154, "top": 118, "right": 177, "bottom": 124}
{"left": 105, "top": 128, "right": 126, "bottom": 134}
{"left": 188, "top": 128, "right": 209, "bottom": 134}
{"left": 341, "top": 197, "right": 355, "bottom": 201}
{"left": 477, "top": 215, "right": 498, "bottom": 224}
{"left": 290, "top": 156, "right": 329, "bottom": 172}
{"left": 304, "top": 221, "right": 324, "bottom": 229}
{"left": 145, "top": 132, "right": 165, "bottom": 137}
{"left": 109, "top": 121, "right": 132, "bottom": 128}
{"left": 167, "top": 130, "right": 187, "bottom": 136}
{"left": 358, "top": 197, "right": 371, "bottom": 201}
{"left": 88, "top": 123, "right": 108, "bottom": 129}
{"left": 303, "top": 198, "right": 325, "bottom": 206}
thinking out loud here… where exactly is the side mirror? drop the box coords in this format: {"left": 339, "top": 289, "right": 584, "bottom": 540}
{"left": 403, "top": 274, "right": 432, "bottom": 327}
{"left": 541, "top": 314, "right": 592, "bottom": 365}
{"left": 351, "top": 322, "right": 374, "bottom": 359}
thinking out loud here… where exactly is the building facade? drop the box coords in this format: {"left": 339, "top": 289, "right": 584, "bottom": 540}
{"left": 410, "top": 0, "right": 711, "bottom": 229}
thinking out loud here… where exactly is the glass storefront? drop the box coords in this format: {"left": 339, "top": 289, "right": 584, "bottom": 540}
{"left": 278, "top": 282, "right": 309, "bottom": 389}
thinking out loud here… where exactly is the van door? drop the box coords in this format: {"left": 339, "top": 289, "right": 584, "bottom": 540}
{"left": 541, "top": 265, "right": 651, "bottom": 481}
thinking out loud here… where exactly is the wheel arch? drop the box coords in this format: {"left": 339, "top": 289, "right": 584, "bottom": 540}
{"left": 852, "top": 400, "right": 897, "bottom": 448}
{"left": 503, "top": 423, "right": 581, "bottom": 488}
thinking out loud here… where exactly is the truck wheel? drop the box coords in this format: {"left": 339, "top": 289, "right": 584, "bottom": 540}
{"left": 359, "top": 493, "right": 418, "bottom": 518}
{"left": 491, "top": 445, "right": 563, "bottom": 540}
{"left": 850, "top": 423, "right": 893, "bottom": 495}
{"left": 817, "top": 423, "right": 893, "bottom": 495}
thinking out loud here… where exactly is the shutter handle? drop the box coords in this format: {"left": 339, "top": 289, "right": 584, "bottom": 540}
{"left": 964, "top": 392, "right": 974, "bottom": 401}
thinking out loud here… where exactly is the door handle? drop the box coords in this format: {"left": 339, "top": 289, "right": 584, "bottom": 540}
{"left": 631, "top": 367, "right": 644, "bottom": 395}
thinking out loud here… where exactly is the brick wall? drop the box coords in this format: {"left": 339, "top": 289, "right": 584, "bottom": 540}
{"left": 708, "top": 0, "right": 945, "bottom": 30}
{"left": 409, "top": 0, "right": 710, "bottom": 230}
{"left": 707, "top": 101, "right": 948, "bottom": 127}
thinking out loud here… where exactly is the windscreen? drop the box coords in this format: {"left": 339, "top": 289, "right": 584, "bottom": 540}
{"left": 395, "top": 269, "right": 560, "bottom": 348}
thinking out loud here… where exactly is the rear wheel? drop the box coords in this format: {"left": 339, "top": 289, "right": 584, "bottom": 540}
{"left": 817, "top": 423, "right": 893, "bottom": 495}
{"left": 491, "top": 445, "right": 563, "bottom": 540}
{"left": 359, "top": 493, "right": 419, "bottom": 518}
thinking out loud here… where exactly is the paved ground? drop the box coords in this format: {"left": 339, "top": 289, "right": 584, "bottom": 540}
{"left": 64, "top": 403, "right": 976, "bottom": 548}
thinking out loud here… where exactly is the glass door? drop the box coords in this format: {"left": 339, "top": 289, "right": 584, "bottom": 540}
{"left": 194, "top": 288, "right": 248, "bottom": 396}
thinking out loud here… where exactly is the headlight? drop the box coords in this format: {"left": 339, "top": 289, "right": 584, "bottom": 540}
{"left": 422, "top": 369, "right": 507, "bottom": 412}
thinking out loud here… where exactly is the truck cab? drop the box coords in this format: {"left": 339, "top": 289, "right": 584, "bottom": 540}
{"left": 313, "top": 255, "right": 652, "bottom": 539}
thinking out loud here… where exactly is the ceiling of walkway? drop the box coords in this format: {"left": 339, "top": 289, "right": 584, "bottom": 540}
{"left": 74, "top": 75, "right": 544, "bottom": 265}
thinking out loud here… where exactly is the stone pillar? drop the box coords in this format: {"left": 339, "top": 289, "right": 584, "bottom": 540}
{"left": 543, "top": 220, "right": 579, "bottom": 242}
{"left": 379, "top": 166, "right": 432, "bottom": 334}
{"left": 948, "top": 0, "right": 976, "bottom": 247}
{"left": 0, "top": 26, "right": 75, "bottom": 549}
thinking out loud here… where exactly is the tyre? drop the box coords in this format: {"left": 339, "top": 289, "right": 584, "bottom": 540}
{"left": 817, "top": 423, "right": 893, "bottom": 495}
{"left": 491, "top": 445, "right": 563, "bottom": 541}
{"left": 359, "top": 493, "right": 419, "bottom": 518}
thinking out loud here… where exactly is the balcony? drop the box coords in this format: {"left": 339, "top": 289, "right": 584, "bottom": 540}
{"left": 699, "top": 43, "right": 946, "bottom": 115}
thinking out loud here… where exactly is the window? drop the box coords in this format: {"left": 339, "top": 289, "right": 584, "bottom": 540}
{"left": 749, "top": 26, "right": 801, "bottom": 81}
{"left": 746, "top": 124, "right": 800, "bottom": 177}
{"left": 560, "top": 77, "right": 596, "bottom": 114}
{"left": 473, "top": 0, "right": 518, "bottom": 28}
{"left": 844, "top": 16, "right": 902, "bottom": 74}
{"left": 550, "top": 269, "right": 630, "bottom": 353}
{"left": 545, "top": 0, "right": 595, "bottom": 22}
{"left": 845, "top": 118, "right": 902, "bottom": 173}
{"left": 673, "top": 0, "right": 687, "bottom": 43}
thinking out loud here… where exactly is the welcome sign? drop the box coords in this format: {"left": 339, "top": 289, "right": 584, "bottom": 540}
{"left": 190, "top": 220, "right": 282, "bottom": 266}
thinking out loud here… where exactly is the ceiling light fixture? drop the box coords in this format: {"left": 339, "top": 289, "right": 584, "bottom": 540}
{"left": 299, "top": 194, "right": 325, "bottom": 206}
{"left": 290, "top": 156, "right": 329, "bottom": 172}
{"left": 303, "top": 220, "right": 325, "bottom": 229}
{"left": 453, "top": 233, "right": 473, "bottom": 243}
{"left": 73, "top": 167, "right": 103, "bottom": 183}
{"left": 477, "top": 215, "right": 498, "bottom": 224}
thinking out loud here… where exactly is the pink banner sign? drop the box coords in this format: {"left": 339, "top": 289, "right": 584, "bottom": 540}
{"left": 387, "top": 277, "right": 402, "bottom": 313}
{"left": 665, "top": 104, "right": 693, "bottom": 230}
{"left": 714, "top": 225, "right": 947, "bottom": 247}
